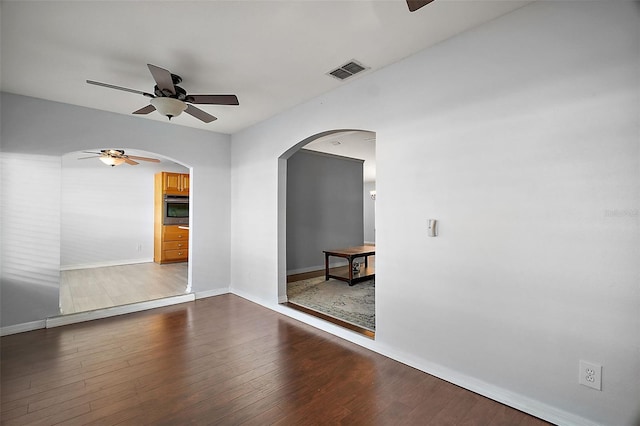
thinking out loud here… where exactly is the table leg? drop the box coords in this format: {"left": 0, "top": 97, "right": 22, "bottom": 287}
{"left": 325, "top": 253, "right": 330, "bottom": 281}
{"left": 364, "top": 256, "right": 369, "bottom": 268}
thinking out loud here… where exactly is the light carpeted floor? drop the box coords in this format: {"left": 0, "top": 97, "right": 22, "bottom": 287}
{"left": 287, "top": 276, "right": 375, "bottom": 331}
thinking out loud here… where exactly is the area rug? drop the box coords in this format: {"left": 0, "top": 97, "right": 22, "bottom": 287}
{"left": 287, "top": 276, "right": 375, "bottom": 331}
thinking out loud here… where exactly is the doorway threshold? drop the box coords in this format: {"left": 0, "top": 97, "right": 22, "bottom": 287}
{"left": 284, "top": 301, "right": 375, "bottom": 339}
{"left": 46, "top": 293, "right": 195, "bottom": 328}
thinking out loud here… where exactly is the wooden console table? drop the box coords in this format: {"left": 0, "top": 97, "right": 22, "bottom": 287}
{"left": 323, "top": 245, "right": 375, "bottom": 286}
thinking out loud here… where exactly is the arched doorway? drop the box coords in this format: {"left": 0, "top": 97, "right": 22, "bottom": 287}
{"left": 278, "top": 130, "right": 376, "bottom": 336}
{"left": 59, "top": 148, "right": 191, "bottom": 314}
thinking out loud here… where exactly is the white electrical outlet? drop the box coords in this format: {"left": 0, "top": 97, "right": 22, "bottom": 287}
{"left": 579, "top": 360, "right": 602, "bottom": 390}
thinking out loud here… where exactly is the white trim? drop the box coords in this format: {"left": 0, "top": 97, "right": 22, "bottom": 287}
{"left": 60, "top": 258, "right": 153, "bottom": 271}
{"left": 45, "top": 294, "right": 195, "bottom": 328}
{"left": 2, "top": 289, "right": 229, "bottom": 336}
{"left": 287, "top": 260, "right": 348, "bottom": 276}
{"left": 229, "top": 289, "right": 601, "bottom": 426}
{"left": 0, "top": 288, "right": 602, "bottom": 426}
{"left": 286, "top": 265, "right": 323, "bottom": 275}
{"left": 371, "top": 342, "right": 603, "bottom": 426}
{"left": 1, "top": 320, "right": 47, "bottom": 336}
{"left": 232, "top": 289, "right": 378, "bottom": 347}
{"left": 194, "top": 287, "right": 229, "bottom": 299}
{"left": 278, "top": 294, "right": 288, "bottom": 303}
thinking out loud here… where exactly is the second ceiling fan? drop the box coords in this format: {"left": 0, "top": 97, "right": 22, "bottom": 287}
{"left": 87, "top": 64, "right": 239, "bottom": 123}
{"left": 79, "top": 149, "right": 160, "bottom": 167}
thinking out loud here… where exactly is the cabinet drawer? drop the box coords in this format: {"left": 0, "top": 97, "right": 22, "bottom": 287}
{"left": 164, "top": 241, "right": 188, "bottom": 250}
{"left": 163, "top": 249, "right": 188, "bottom": 261}
{"left": 164, "top": 227, "right": 189, "bottom": 241}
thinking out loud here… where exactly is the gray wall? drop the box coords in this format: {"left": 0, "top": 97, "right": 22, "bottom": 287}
{"left": 286, "top": 149, "right": 363, "bottom": 273}
{"left": 364, "top": 181, "right": 375, "bottom": 244}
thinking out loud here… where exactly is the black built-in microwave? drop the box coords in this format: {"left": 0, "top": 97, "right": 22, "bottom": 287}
{"left": 163, "top": 196, "right": 189, "bottom": 225}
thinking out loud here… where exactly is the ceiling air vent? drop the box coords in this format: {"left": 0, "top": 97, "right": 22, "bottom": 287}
{"left": 328, "top": 60, "right": 369, "bottom": 81}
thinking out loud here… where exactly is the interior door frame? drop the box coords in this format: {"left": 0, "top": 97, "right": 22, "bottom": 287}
{"left": 276, "top": 128, "right": 374, "bottom": 303}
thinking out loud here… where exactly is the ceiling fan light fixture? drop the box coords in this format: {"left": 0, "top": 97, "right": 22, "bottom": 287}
{"left": 87, "top": 64, "right": 237, "bottom": 123}
{"left": 150, "top": 97, "right": 187, "bottom": 120}
{"left": 99, "top": 156, "right": 125, "bottom": 167}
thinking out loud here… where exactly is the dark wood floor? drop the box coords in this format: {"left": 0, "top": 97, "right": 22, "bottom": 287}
{"left": 1, "top": 295, "right": 551, "bottom": 425}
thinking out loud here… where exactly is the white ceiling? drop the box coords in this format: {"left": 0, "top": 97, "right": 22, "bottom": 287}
{"left": 0, "top": 0, "right": 532, "bottom": 135}
{"left": 304, "top": 130, "right": 377, "bottom": 182}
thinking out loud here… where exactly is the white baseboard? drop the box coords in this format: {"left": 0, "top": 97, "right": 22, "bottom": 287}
{"left": 229, "top": 289, "right": 600, "bottom": 426}
{"left": 1, "top": 319, "right": 47, "bottom": 336}
{"left": 61, "top": 258, "right": 154, "bottom": 271}
{"left": 232, "top": 289, "right": 378, "bottom": 347}
{"left": 371, "top": 342, "right": 602, "bottom": 426}
{"left": 2, "top": 288, "right": 229, "bottom": 335}
{"left": 0, "top": 287, "right": 601, "bottom": 426}
{"left": 2, "top": 290, "right": 225, "bottom": 335}
{"left": 195, "top": 287, "right": 230, "bottom": 299}
{"left": 286, "top": 265, "right": 323, "bottom": 275}
{"left": 287, "top": 261, "right": 348, "bottom": 276}
{"left": 46, "top": 294, "right": 195, "bottom": 328}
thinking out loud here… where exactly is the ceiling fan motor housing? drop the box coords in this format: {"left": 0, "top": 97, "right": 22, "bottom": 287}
{"left": 155, "top": 84, "right": 188, "bottom": 100}
{"left": 87, "top": 64, "right": 235, "bottom": 123}
{"left": 102, "top": 149, "right": 125, "bottom": 157}
{"left": 151, "top": 97, "right": 187, "bottom": 119}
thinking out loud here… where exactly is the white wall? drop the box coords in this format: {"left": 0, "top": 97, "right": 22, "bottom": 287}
{"left": 1, "top": 94, "right": 232, "bottom": 326}
{"left": 1, "top": 154, "right": 61, "bottom": 326}
{"left": 230, "top": 2, "right": 639, "bottom": 425}
{"left": 1, "top": 2, "right": 637, "bottom": 424}
{"left": 61, "top": 157, "right": 188, "bottom": 269}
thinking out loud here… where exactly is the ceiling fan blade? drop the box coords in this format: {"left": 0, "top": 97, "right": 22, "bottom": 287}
{"left": 407, "top": 0, "right": 435, "bottom": 12}
{"left": 127, "top": 155, "right": 161, "bottom": 163}
{"left": 132, "top": 104, "right": 156, "bottom": 115}
{"left": 82, "top": 151, "right": 102, "bottom": 154}
{"left": 184, "top": 104, "right": 217, "bottom": 123}
{"left": 123, "top": 158, "right": 139, "bottom": 166}
{"left": 147, "top": 64, "right": 175, "bottom": 95}
{"left": 77, "top": 156, "right": 100, "bottom": 160}
{"left": 186, "top": 95, "right": 239, "bottom": 106}
{"left": 86, "top": 80, "right": 154, "bottom": 97}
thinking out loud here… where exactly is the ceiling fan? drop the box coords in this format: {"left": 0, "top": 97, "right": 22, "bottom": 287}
{"left": 407, "top": 0, "right": 435, "bottom": 12}
{"left": 87, "top": 64, "right": 239, "bottom": 123}
{"left": 78, "top": 149, "right": 161, "bottom": 167}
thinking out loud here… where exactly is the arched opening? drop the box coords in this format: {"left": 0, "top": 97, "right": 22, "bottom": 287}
{"left": 278, "top": 129, "right": 376, "bottom": 337}
{"left": 59, "top": 148, "right": 192, "bottom": 314}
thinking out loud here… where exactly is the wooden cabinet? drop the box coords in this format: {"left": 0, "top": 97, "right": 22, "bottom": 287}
{"left": 162, "top": 172, "right": 189, "bottom": 195}
{"left": 154, "top": 171, "right": 190, "bottom": 264}
{"left": 154, "top": 225, "right": 189, "bottom": 264}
